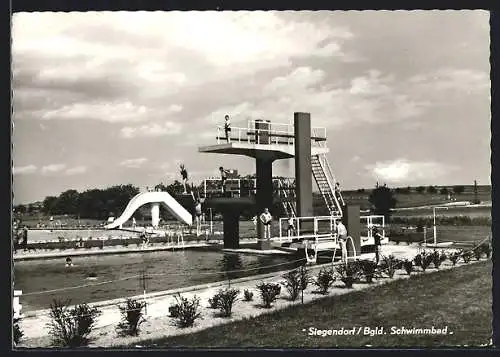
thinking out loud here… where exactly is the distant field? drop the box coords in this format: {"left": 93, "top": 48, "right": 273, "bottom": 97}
{"left": 338, "top": 185, "right": 490, "bottom": 210}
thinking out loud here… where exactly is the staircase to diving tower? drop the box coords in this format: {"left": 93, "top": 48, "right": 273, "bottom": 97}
{"left": 311, "top": 154, "right": 344, "bottom": 218}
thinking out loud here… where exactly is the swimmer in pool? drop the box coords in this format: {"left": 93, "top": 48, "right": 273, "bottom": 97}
{"left": 65, "top": 257, "right": 73, "bottom": 267}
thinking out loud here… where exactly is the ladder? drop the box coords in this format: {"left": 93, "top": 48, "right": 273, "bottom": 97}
{"left": 277, "top": 178, "right": 296, "bottom": 217}
{"left": 311, "top": 154, "right": 344, "bottom": 217}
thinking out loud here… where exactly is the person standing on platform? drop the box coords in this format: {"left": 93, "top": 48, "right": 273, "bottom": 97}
{"left": 219, "top": 166, "right": 228, "bottom": 194}
{"left": 373, "top": 226, "right": 382, "bottom": 265}
{"left": 287, "top": 216, "right": 295, "bottom": 237}
{"left": 224, "top": 114, "right": 231, "bottom": 143}
{"left": 260, "top": 208, "right": 273, "bottom": 239}
{"left": 180, "top": 164, "right": 188, "bottom": 194}
{"left": 337, "top": 221, "right": 348, "bottom": 264}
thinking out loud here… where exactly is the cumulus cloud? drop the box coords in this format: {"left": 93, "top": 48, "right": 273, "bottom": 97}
{"left": 119, "top": 158, "right": 148, "bottom": 168}
{"left": 65, "top": 165, "right": 87, "bottom": 175}
{"left": 120, "top": 121, "right": 182, "bottom": 138}
{"left": 13, "top": 164, "right": 37, "bottom": 175}
{"left": 41, "top": 164, "right": 66, "bottom": 175}
{"left": 409, "top": 68, "right": 489, "bottom": 93}
{"left": 12, "top": 12, "right": 355, "bottom": 127}
{"left": 366, "top": 159, "right": 458, "bottom": 183}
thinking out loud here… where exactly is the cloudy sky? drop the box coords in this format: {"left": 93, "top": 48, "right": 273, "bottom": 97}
{"left": 12, "top": 10, "right": 490, "bottom": 204}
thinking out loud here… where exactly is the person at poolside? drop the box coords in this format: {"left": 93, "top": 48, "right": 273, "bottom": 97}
{"left": 180, "top": 164, "right": 188, "bottom": 194}
{"left": 337, "top": 221, "right": 348, "bottom": 264}
{"left": 287, "top": 217, "right": 295, "bottom": 237}
{"left": 224, "top": 114, "right": 231, "bottom": 143}
{"left": 194, "top": 200, "right": 202, "bottom": 236}
{"left": 260, "top": 208, "right": 273, "bottom": 239}
{"left": 21, "top": 226, "right": 28, "bottom": 251}
{"left": 219, "top": 166, "right": 228, "bottom": 193}
{"left": 373, "top": 226, "right": 382, "bottom": 265}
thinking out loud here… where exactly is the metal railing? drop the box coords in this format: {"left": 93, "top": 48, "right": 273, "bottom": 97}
{"left": 215, "top": 120, "right": 327, "bottom": 146}
{"left": 320, "top": 154, "right": 345, "bottom": 207}
{"left": 360, "top": 215, "right": 387, "bottom": 245}
{"left": 202, "top": 177, "right": 296, "bottom": 198}
{"left": 277, "top": 214, "right": 388, "bottom": 246}
{"left": 278, "top": 215, "right": 340, "bottom": 243}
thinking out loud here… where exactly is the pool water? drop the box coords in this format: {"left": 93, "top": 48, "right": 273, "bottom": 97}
{"left": 14, "top": 249, "right": 303, "bottom": 312}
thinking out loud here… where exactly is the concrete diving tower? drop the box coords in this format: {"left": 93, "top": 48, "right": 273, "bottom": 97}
{"left": 199, "top": 112, "right": 343, "bottom": 250}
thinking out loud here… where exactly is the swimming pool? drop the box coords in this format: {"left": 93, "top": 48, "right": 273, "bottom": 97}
{"left": 14, "top": 249, "right": 303, "bottom": 312}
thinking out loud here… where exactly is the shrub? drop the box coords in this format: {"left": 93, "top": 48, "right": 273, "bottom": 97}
{"left": 413, "top": 253, "right": 422, "bottom": 269}
{"left": 449, "top": 251, "right": 461, "bottom": 266}
{"left": 211, "top": 288, "right": 239, "bottom": 317}
{"left": 314, "top": 268, "right": 336, "bottom": 294}
{"left": 421, "top": 252, "right": 433, "bottom": 271}
{"left": 336, "top": 262, "right": 361, "bottom": 288}
{"left": 243, "top": 289, "right": 254, "bottom": 302}
{"left": 282, "top": 270, "right": 302, "bottom": 301}
{"left": 116, "top": 298, "right": 146, "bottom": 337}
{"left": 402, "top": 259, "right": 413, "bottom": 275}
{"left": 169, "top": 293, "right": 202, "bottom": 328}
{"left": 13, "top": 318, "right": 24, "bottom": 345}
{"left": 298, "top": 265, "right": 311, "bottom": 291}
{"left": 473, "top": 247, "right": 482, "bottom": 261}
{"left": 462, "top": 251, "right": 472, "bottom": 263}
{"left": 380, "top": 255, "right": 399, "bottom": 278}
{"left": 359, "top": 260, "right": 377, "bottom": 283}
{"left": 47, "top": 299, "right": 101, "bottom": 348}
{"left": 168, "top": 304, "right": 180, "bottom": 318}
{"left": 208, "top": 292, "right": 222, "bottom": 309}
{"left": 432, "top": 250, "right": 445, "bottom": 269}
{"left": 481, "top": 242, "right": 492, "bottom": 258}
{"left": 256, "top": 282, "right": 281, "bottom": 308}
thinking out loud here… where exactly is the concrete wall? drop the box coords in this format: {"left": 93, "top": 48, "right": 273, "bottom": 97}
{"left": 294, "top": 112, "right": 313, "bottom": 218}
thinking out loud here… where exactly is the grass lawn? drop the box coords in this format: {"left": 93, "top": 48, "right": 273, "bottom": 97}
{"left": 131, "top": 260, "right": 492, "bottom": 348}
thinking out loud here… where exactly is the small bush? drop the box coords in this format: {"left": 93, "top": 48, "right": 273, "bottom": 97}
{"left": 282, "top": 270, "right": 302, "bottom": 301}
{"left": 256, "top": 282, "right": 281, "bottom": 308}
{"left": 462, "top": 251, "right": 472, "bottom": 263}
{"left": 298, "top": 265, "right": 312, "bottom": 291}
{"left": 359, "top": 260, "right": 377, "bottom": 283}
{"left": 314, "top": 268, "right": 336, "bottom": 294}
{"left": 421, "top": 252, "right": 433, "bottom": 271}
{"left": 47, "top": 299, "right": 101, "bottom": 348}
{"left": 208, "top": 292, "right": 222, "bottom": 309}
{"left": 449, "top": 251, "right": 461, "bottom": 266}
{"left": 432, "top": 250, "right": 445, "bottom": 269}
{"left": 116, "top": 298, "right": 146, "bottom": 336}
{"left": 168, "top": 304, "right": 180, "bottom": 318}
{"left": 336, "top": 262, "right": 361, "bottom": 288}
{"left": 380, "top": 255, "right": 399, "bottom": 278}
{"left": 243, "top": 289, "right": 254, "bottom": 302}
{"left": 13, "top": 318, "right": 24, "bottom": 345}
{"left": 481, "top": 242, "right": 492, "bottom": 258}
{"left": 212, "top": 288, "right": 239, "bottom": 317}
{"left": 402, "top": 259, "right": 413, "bottom": 275}
{"left": 169, "top": 293, "right": 202, "bottom": 328}
{"left": 473, "top": 247, "right": 482, "bottom": 261}
{"left": 413, "top": 253, "right": 422, "bottom": 268}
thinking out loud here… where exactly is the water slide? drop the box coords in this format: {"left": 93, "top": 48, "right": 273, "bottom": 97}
{"left": 105, "top": 191, "right": 193, "bottom": 229}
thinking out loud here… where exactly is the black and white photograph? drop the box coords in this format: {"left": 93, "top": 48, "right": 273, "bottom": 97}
{"left": 11, "top": 10, "right": 492, "bottom": 349}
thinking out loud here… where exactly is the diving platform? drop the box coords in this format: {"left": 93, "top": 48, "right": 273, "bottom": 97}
{"left": 198, "top": 119, "right": 329, "bottom": 159}
{"left": 198, "top": 142, "right": 329, "bottom": 159}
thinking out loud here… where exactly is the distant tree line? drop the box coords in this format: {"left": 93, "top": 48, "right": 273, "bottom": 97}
{"left": 40, "top": 185, "right": 141, "bottom": 219}
{"left": 354, "top": 185, "right": 466, "bottom": 195}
